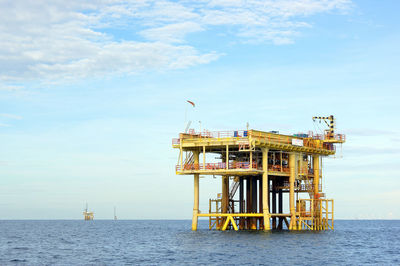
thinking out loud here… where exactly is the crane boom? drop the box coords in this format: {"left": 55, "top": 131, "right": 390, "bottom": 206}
{"left": 313, "top": 115, "right": 335, "bottom": 137}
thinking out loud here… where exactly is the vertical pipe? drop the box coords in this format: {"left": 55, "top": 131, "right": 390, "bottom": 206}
{"left": 251, "top": 177, "right": 257, "bottom": 229}
{"left": 179, "top": 134, "right": 183, "bottom": 169}
{"left": 192, "top": 149, "right": 200, "bottom": 231}
{"left": 226, "top": 177, "right": 230, "bottom": 213}
{"left": 216, "top": 200, "right": 220, "bottom": 229}
{"left": 313, "top": 155, "right": 320, "bottom": 197}
{"left": 262, "top": 148, "right": 271, "bottom": 231}
{"left": 222, "top": 176, "right": 228, "bottom": 213}
{"left": 272, "top": 178, "right": 277, "bottom": 229}
{"left": 239, "top": 177, "right": 244, "bottom": 229}
{"left": 246, "top": 177, "right": 251, "bottom": 229}
{"left": 221, "top": 175, "right": 228, "bottom": 229}
{"left": 226, "top": 145, "right": 229, "bottom": 169}
{"left": 258, "top": 177, "right": 263, "bottom": 230}
{"left": 209, "top": 199, "right": 211, "bottom": 229}
{"left": 203, "top": 146, "right": 206, "bottom": 170}
{"left": 320, "top": 200, "right": 323, "bottom": 231}
{"left": 268, "top": 177, "right": 270, "bottom": 216}
{"left": 332, "top": 200, "right": 334, "bottom": 229}
{"left": 289, "top": 153, "right": 296, "bottom": 230}
{"left": 248, "top": 177, "right": 253, "bottom": 229}
{"left": 311, "top": 199, "right": 314, "bottom": 230}
{"left": 313, "top": 155, "right": 320, "bottom": 230}
{"left": 250, "top": 150, "right": 253, "bottom": 169}
{"left": 278, "top": 180, "right": 283, "bottom": 230}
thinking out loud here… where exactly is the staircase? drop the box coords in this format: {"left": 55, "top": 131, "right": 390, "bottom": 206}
{"left": 303, "top": 175, "right": 315, "bottom": 199}
{"left": 228, "top": 179, "right": 240, "bottom": 213}
{"left": 183, "top": 151, "right": 194, "bottom": 169}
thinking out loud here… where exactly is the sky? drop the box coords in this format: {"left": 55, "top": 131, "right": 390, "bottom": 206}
{"left": 0, "top": 0, "right": 399, "bottom": 220}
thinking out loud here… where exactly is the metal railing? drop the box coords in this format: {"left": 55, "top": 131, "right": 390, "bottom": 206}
{"left": 268, "top": 165, "right": 289, "bottom": 172}
{"left": 172, "top": 130, "right": 248, "bottom": 145}
{"left": 278, "top": 182, "right": 322, "bottom": 191}
{"left": 176, "top": 161, "right": 261, "bottom": 171}
{"left": 267, "top": 166, "right": 320, "bottom": 175}
{"left": 313, "top": 133, "right": 345, "bottom": 142}
{"left": 334, "top": 134, "right": 346, "bottom": 141}
{"left": 296, "top": 183, "right": 320, "bottom": 191}
{"left": 173, "top": 129, "right": 344, "bottom": 152}
{"left": 297, "top": 198, "right": 334, "bottom": 230}
{"left": 195, "top": 130, "right": 249, "bottom": 138}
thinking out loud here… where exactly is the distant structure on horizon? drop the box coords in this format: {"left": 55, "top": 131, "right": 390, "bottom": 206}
{"left": 83, "top": 203, "right": 94, "bottom": 220}
{"left": 172, "top": 115, "right": 345, "bottom": 231}
{"left": 114, "top": 206, "right": 117, "bottom": 220}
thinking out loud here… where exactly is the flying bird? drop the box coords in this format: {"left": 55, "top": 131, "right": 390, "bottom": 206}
{"left": 187, "top": 100, "right": 195, "bottom": 107}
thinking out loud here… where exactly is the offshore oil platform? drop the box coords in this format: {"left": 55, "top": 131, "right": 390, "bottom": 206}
{"left": 172, "top": 116, "right": 345, "bottom": 231}
{"left": 83, "top": 203, "right": 94, "bottom": 220}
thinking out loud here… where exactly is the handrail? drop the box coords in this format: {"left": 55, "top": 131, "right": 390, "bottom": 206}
{"left": 313, "top": 133, "right": 345, "bottom": 142}
{"left": 177, "top": 129, "right": 249, "bottom": 139}
{"left": 176, "top": 161, "right": 261, "bottom": 171}
{"left": 174, "top": 129, "right": 344, "bottom": 152}
{"left": 268, "top": 165, "right": 289, "bottom": 172}
{"left": 278, "top": 182, "right": 322, "bottom": 190}
{"left": 197, "top": 130, "right": 249, "bottom": 138}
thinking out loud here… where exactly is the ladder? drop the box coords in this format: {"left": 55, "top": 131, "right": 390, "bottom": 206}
{"left": 183, "top": 151, "right": 194, "bottom": 169}
{"left": 228, "top": 180, "right": 240, "bottom": 213}
{"left": 303, "top": 175, "right": 315, "bottom": 199}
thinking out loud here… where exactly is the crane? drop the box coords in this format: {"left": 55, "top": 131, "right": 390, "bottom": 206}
{"left": 313, "top": 115, "right": 335, "bottom": 137}
{"left": 312, "top": 115, "right": 345, "bottom": 143}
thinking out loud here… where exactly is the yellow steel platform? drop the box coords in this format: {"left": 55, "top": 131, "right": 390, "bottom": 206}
{"left": 173, "top": 116, "right": 345, "bottom": 231}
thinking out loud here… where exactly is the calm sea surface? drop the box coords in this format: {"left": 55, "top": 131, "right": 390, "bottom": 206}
{"left": 0, "top": 220, "right": 399, "bottom": 265}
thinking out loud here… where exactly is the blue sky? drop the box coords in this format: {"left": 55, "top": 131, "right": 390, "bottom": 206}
{"left": 0, "top": 0, "right": 399, "bottom": 219}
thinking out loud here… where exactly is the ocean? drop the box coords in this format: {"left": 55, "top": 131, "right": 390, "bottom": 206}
{"left": 0, "top": 220, "right": 399, "bottom": 265}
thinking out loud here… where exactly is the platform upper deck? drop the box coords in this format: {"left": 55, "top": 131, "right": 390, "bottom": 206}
{"left": 172, "top": 129, "right": 345, "bottom": 156}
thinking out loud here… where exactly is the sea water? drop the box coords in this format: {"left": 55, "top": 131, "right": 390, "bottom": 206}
{"left": 0, "top": 220, "right": 399, "bottom": 265}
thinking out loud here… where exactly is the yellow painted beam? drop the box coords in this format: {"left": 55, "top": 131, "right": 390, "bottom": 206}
{"left": 176, "top": 169, "right": 263, "bottom": 176}
{"left": 313, "top": 155, "right": 320, "bottom": 196}
{"left": 262, "top": 148, "right": 271, "bottom": 231}
{"left": 222, "top": 176, "right": 228, "bottom": 214}
{"left": 220, "top": 215, "right": 239, "bottom": 231}
{"left": 230, "top": 217, "right": 239, "bottom": 231}
{"left": 192, "top": 150, "right": 200, "bottom": 231}
{"left": 221, "top": 216, "right": 230, "bottom": 231}
{"left": 174, "top": 139, "right": 335, "bottom": 156}
{"left": 203, "top": 146, "right": 206, "bottom": 170}
{"left": 197, "top": 213, "right": 263, "bottom": 217}
{"left": 173, "top": 129, "right": 338, "bottom": 156}
{"left": 289, "top": 153, "right": 296, "bottom": 230}
{"left": 226, "top": 145, "right": 229, "bottom": 169}
{"left": 313, "top": 155, "right": 320, "bottom": 230}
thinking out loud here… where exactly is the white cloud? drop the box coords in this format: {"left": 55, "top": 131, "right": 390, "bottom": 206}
{"left": 0, "top": 0, "right": 352, "bottom": 85}
{"left": 0, "top": 114, "right": 23, "bottom": 120}
{"left": 0, "top": 84, "right": 23, "bottom": 91}
{"left": 28, "top": 41, "right": 218, "bottom": 80}
{"left": 140, "top": 22, "right": 204, "bottom": 43}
